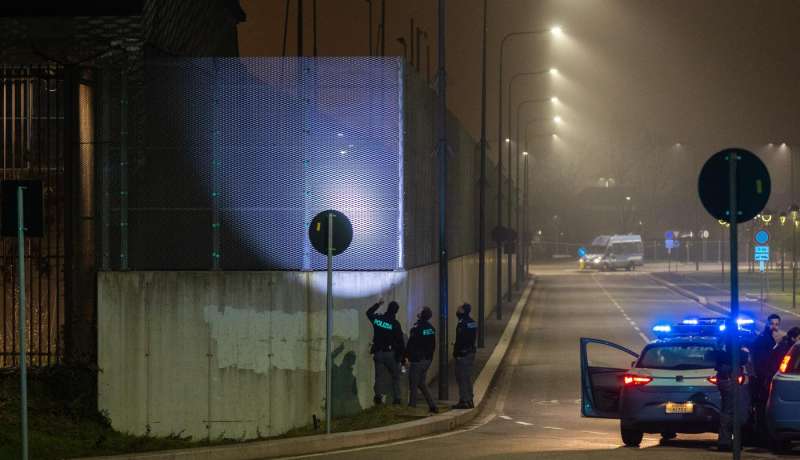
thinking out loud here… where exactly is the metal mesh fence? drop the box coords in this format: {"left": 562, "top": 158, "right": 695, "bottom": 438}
{"left": 116, "top": 57, "right": 402, "bottom": 270}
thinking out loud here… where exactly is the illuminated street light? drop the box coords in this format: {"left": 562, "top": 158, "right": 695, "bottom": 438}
{"left": 505, "top": 138, "right": 510, "bottom": 143}
{"left": 550, "top": 96, "right": 559, "bottom": 103}
{"left": 552, "top": 133, "right": 558, "bottom": 139}
{"left": 625, "top": 196, "right": 632, "bottom": 201}
{"left": 553, "top": 115, "right": 562, "bottom": 123}
{"left": 549, "top": 67, "right": 559, "bottom": 75}
{"left": 761, "top": 209, "right": 774, "bottom": 225}
{"left": 522, "top": 151, "right": 529, "bottom": 156}
{"left": 550, "top": 26, "right": 563, "bottom": 36}
{"left": 780, "top": 212, "right": 788, "bottom": 226}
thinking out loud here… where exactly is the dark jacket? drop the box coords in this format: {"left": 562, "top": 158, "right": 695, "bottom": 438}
{"left": 767, "top": 337, "right": 796, "bottom": 378}
{"left": 453, "top": 313, "right": 477, "bottom": 358}
{"left": 714, "top": 347, "right": 750, "bottom": 380}
{"left": 366, "top": 303, "right": 405, "bottom": 358}
{"left": 404, "top": 320, "right": 436, "bottom": 362}
{"left": 752, "top": 330, "right": 777, "bottom": 378}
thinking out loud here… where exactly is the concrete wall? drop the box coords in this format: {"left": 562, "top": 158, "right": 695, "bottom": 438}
{"left": 98, "top": 252, "right": 517, "bottom": 440}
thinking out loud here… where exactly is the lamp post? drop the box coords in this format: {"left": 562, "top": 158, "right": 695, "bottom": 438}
{"left": 478, "top": 0, "right": 487, "bottom": 347}
{"left": 780, "top": 211, "right": 787, "bottom": 291}
{"left": 496, "top": 26, "right": 561, "bottom": 318}
{"left": 513, "top": 96, "right": 554, "bottom": 285}
{"left": 791, "top": 205, "right": 799, "bottom": 309}
{"left": 506, "top": 69, "right": 555, "bottom": 298}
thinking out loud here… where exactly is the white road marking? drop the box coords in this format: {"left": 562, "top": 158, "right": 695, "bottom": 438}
{"left": 515, "top": 421, "right": 533, "bottom": 426}
{"left": 499, "top": 415, "right": 512, "bottom": 420}
{"left": 592, "top": 274, "right": 650, "bottom": 344}
{"left": 542, "top": 426, "right": 565, "bottom": 430}
{"left": 581, "top": 430, "right": 609, "bottom": 436}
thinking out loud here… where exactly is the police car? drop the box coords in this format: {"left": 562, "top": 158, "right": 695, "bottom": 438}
{"left": 580, "top": 317, "right": 756, "bottom": 447}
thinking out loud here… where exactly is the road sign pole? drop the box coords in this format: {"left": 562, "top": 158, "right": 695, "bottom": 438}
{"left": 728, "top": 152, "right": 741, "bottom": 460}
{"left": 17, "top": 186, "right": 29, "bottom": 460}
{"left": 325, "top": 212, "right": 333, "bottom": 434}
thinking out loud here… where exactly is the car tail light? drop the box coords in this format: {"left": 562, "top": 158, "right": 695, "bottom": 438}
{"left": 707, "top": 375, "right": 744, "bottom": 385}
{"left": 623, "top": 374, "right": 653, "bottom": 386}
{"left": 779, "top": 354, "right": 792, "bottom": 374}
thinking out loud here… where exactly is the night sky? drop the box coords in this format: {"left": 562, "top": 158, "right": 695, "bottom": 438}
{"left": 237, "top": 0, "right": 800, "bottom": 239}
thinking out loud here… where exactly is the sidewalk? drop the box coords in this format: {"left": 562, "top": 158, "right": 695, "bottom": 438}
{"left": 77, "top": 278, "right": 536, "bottom": 460}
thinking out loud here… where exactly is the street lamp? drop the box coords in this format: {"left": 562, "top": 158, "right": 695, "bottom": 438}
{"left": 760, "top": 209, "right": 774, "bottom": 225}
{"left": 496, "top": 27, "right": 561, "bottom": 318}
{"left": 513, "top": 96, "right": 554, "bottom": 285}
{"left": 791, "top": 204, "right": 800, "bottom": 309}
{"left": 505, "top": 68, "right": 556, "bottom": 298}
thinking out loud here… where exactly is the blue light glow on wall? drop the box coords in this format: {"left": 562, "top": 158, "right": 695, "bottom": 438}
{"left": 143, "top": 57, "right": 403, "bottom": 270}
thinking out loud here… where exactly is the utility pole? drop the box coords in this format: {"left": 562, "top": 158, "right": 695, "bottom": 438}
{"left": 297, "top": 0, "right": 304, "bottom": 56}
{"left": 478, "top": 0, "right": 487, "bottom": 347}
{"left": 436, "top": 0, "right": 449, "bottom": 401}
{"left": 380, "top": 0, "right": 386, "bottom": 56}
{"left": 312, "top": 0, "right": 318, "bottom": 56}
{"left": 366, "top": 0, "right": 373, "bottom": 55}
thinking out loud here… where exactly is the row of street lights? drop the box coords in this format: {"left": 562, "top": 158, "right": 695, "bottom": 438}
{"left": 491, "top": 25, "right": 563, "bottom": 320}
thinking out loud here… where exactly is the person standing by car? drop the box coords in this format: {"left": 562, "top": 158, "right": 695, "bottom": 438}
{"left": 714, "top": 334, "right": 751, "bottom": 452}
{"left": 453, "top": 303, "right": 477, "bottom": 409}
{"left": 752, "top": 314, "right": 781, "bottom": 442}
{"left": 366, "top": 299, "right": 405, "bottom": 405}
{"left": 403, "top": 306, "right": 438, "bottom": 413}
{"left": 767, "top": 327, "right": 800, "bottom": 379}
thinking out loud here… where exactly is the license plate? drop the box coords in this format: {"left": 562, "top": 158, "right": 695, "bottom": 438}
{"left": 665, "top": 402, "right": 694, "bottom": 414}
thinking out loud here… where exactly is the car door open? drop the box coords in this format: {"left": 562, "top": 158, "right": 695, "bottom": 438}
{"left": 580, "top": 337, "right": 639, "bottom": 418}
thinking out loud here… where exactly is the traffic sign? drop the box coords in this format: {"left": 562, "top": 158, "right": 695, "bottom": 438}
{"left": 578, "top": 247, "right": 586, "bottom": 257}
{"left": 309, "top": 210, "right": 353, "bottom": 256}
{"left": 754, "top": 245, "right": 769, "bottom": 262}
{"left": 665, "top": 231, "right": 674, "bottom": 240}
{"left": 754, "top": 229, "right": 769, "bottom": 245}
{"left": 665, "top": 239, "right": 675, "bottom": 250}
{"left": 698, "top": 148, "right": 771, "bottom": 224}
{"left": 701, "top": 230, "right": 710, "bottom": 239}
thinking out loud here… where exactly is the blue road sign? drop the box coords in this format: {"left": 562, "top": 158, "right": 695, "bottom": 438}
{"left": 665, "top": 231, "right": 674, "bottom": 240}
{"left": 578, "top": 247, "right": 586, "bottom": 257}
{"left": 754, "top": 229, "right": 770, "bottom": 245}
{"left": 754, "top": 245, "right": 769, "bottom": 262}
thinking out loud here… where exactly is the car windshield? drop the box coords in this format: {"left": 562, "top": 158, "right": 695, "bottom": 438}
{"left": 637, "top": 343, "right": 717, "bottom": 370}
{"left": 588, "top": 245, "right": 606, "bottom": 254}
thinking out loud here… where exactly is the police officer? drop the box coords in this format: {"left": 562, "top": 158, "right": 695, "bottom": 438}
{"left": 452, "top": 303, "right": 477, "bottom": 409}
{"left": 714, "top": 333, "right": 751, "bottom": 452}
{"left": 403, "top": 306, "right": 438, "bottom": 413}
{"left": 366, "top": 298, "right": 405, "bottom": 405}
{"left": 752, "top": 314, "right": 780, "bottom": 442}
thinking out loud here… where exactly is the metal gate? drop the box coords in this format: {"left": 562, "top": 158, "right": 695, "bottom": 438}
{"left": 0, "top": 65, "right": 66, "bottom": 367}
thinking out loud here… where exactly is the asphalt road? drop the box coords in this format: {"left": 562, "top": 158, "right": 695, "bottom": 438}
{"left": 294, "top": 263, "right": 796, "bottom": 459}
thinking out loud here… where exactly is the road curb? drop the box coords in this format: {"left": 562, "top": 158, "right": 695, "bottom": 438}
{"left": 75, "top": 278, "right": 537, "bottom": 460}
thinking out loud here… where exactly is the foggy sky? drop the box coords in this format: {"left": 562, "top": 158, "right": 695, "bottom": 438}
{"left": 237, "top": 0, "right": 800, "bottom": 241}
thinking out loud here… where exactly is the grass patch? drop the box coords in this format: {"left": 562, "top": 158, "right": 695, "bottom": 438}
{"left": 1, "top": 366, "right": 422, "bottom": 460}
{"left": 280, "top": 404, "right": 421, "bottom": 439}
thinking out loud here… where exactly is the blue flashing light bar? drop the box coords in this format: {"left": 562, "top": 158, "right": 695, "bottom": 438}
{"left": 682, "top": 319, "right": 699, "bottom": 325}
{"left": 653, "top": 324, "right": 672, "bottom": 333}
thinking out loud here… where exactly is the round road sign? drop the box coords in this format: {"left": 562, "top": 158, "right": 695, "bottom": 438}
{"left": 698, "top": 148, "right": 771, "bottom": 224}
{"left": 754, "top": 229, "right": 769, "bottom": 245}
{"left": 578, "top": 247, "right": 587, "bottom": 257}
{"left": 309, "top": 210, "right": 353, "bottom": 256}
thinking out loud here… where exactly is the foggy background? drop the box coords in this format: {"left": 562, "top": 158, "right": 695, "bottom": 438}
{"left": 237, "top": 0, "right": 800, "bottom": 246}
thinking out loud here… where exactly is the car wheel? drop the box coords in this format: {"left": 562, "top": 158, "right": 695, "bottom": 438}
{"left": 660, "top": 432, "right": 677, "bottom": 441}
{"left": 620, "top": 425, "right": 643, "bottom": 447}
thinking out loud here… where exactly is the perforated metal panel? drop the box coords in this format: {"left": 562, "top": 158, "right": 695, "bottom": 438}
{"left": 135, "top": 57, "right": 402, "bottom": 270}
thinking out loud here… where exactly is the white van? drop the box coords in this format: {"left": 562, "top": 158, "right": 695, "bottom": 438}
{"left": 586, "top": 234, "right": 644, "bottom": 271}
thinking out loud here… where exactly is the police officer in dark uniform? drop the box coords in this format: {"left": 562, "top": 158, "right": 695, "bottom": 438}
{"left": 452, "top": 303, "right": 477, "bottom": 409}
{"left": 714, "top": 333, "right": 751, "bottom": 452}
{"left": 403, "top": 306, "right": 438, "bottom": 413}
{"left": 366, "top": 299, "right": 405, "bottom": 405}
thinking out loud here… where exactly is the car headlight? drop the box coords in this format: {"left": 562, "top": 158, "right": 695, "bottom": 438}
{"left": 594, "top": 257, "right": 602, "bottom": 263}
